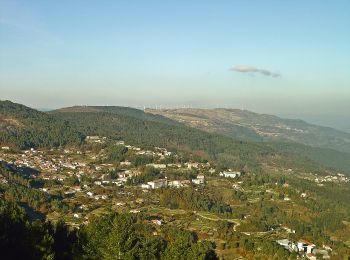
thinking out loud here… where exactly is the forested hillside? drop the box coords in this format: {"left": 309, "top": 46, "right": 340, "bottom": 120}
{"left": 53, "top": 106, "right": 350, "bottom": 174}
{"left": 1, "top": 101, "right": 350, "bottom": 258}
{"left": 1, "top": 101, "right": 350, "bottom": 173}
{"left": 0, "top": 101, "right": 84, "bottom": 149}
{"left": 0, "top": 200, "right": 217, "bottom": 260}
{"left": 52, "top": 110, "right": 270, "bottom": 172}
{"left": 147, "top": 108, "right": 350, "bottom": 154}
{"left": 54, "top": 105, "right": 180, "bottom": 126}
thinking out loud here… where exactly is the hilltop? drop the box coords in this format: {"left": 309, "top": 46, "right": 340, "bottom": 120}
{"left": 1, "top": 101, "right": 350, "bottom": 174}
{"left": 0, "top": 100, "right": 84, "bottom": 149}
{"left": 147, "top": 108, "right": 350, "bottom": 154}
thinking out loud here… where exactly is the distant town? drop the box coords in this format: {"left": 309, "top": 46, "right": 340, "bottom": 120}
{"left": 2, "top": 135, "right": 348, "bottom": 259}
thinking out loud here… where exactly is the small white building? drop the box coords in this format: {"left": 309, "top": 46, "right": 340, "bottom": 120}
{"left": 168, "top": 180, "right": 182, "bottom": 188}
{"left": 220, "top": 171, "right": 241, "bottom": 178}
{"left": 141, "top": 183, "right": 151, "bottom": 189}
{"left": 298, "top": 240, "right": 316, "bottom": 254}
{"left": 276, "top": 239, "right": 298, "bottom": 252}
{"left": 147, "top": 163, "right": 167, "bottom": 169}
{"left": 192, "top": 175, "right": 205, "bottom": 185}
{"left": 187, "top": 163, "right": 199, "bottom": 169}
{"left": 276, "top": 239, "right": 290, "bottom": 248}
{"left": 147, "top": 179, "right": 167, "bottom": 189}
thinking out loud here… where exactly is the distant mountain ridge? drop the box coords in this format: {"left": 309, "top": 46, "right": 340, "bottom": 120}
{"left": 1, "top": 100, "right": 350, "bottom": 174}
{"left": 54, "top": 106, "right": 181, "bottom": 126}
{"left": 146, "top": 108, "right": 350, "bottom": 154}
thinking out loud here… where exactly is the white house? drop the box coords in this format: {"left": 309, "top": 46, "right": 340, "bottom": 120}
{"left": 298, "top": 240, "right": 316, "bottom": 254}
{"left": 168, "top": 180, "right": 182, "bottom": 188}
{"left": 141, "top": 183, "right": 151, "bottom": 189}
{"left": 147, "top": 163, "right": 167, "bottom": 169}
{"left": 192, "top": 175, "right": 205, "bottom": 185}
{"left": 220, "top": 171, "right": 241, "bottom": 178}
{"left": 276, "top": 239, "right": 298, "bottom": 252}
{"left": 146, "top": 179, "right": 167, "bottom": 189}
{"left": 276, "top": 239, "right": 290, "bottom": 248}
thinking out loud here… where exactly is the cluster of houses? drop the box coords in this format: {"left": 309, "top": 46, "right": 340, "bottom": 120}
{"left": 0, "top": 148, "right": 96, "bottom": 178}
{"left": 137, "top": 147, "right": 172, "bottom": 159}
{"left": 314, "top": 173, "right": 349, "bottom": 184}
{"left": 276, "top": 239, "right": 331, "bottom": 259}
{"left": 85, "top": 136, "right": 107, "bottom": 143}
{"left": 141, "top": 175, "right": 206, "bottom": 189}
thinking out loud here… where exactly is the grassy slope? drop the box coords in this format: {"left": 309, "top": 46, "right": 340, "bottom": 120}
{"left": 147, "top": 108, "right": 350, "bottom": 154}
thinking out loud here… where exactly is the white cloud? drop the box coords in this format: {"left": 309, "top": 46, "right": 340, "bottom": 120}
{"left": 230, "top": 65, "right": 280, "bottom": 77}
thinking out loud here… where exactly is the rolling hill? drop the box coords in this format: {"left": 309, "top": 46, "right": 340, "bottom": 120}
{"left": 146, "top": 108, "right": 350, "bottom": 154}
{"left": 52, "top": 105, "right": 350, "bottom": 174}
{"left": 1, "top": 101, "right": 350, "bottom": 174}
{"left": 0, "top": 100, "right": 85, "bottom": 149}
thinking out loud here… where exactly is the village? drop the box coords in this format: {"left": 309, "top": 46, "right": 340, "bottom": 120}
{"left": 0, "top": 137, "right": 343, "bottom": 258}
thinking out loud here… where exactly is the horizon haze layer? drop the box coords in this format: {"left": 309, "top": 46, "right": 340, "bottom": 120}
{"left": 1, "top": 0, "right": 350, "bottom": 133}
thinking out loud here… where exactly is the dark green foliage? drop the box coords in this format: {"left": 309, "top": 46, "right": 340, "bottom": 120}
{"left": 80, "top": 213, "right": 218, "bottom": 260}
{"left": 131, "top": 155, "right": 154, "bottom": 167}
{"left": 52, "top": 110, "right": 272, "bottom": 172}
{"left": 105, "top": 145, "right": 128, "bottom": 163}
{"left": 127, "top": 167, "right": 163, "bottom": 185}
{"left": 161, "top": 228, "right": 217, "bottom": 260}
{"left": 0, "top": 201, "right": 80, "bottom": 260}
{"left": 0, "top": 202, "right": 218, "bottom": 260}
{"left": 159, "top": 187, "right": 232, "bottom": 214}
{"left": 0, "top": 100, "right": 85, "bottom": 149}
{"left": 3, "top": 101, "right": 350, "bottom": 174}
{"left": 270, "top": 141, "right": 350, "bottom": 173}
{"left": 0, "top": 163, "right": 65, "bottom": 214}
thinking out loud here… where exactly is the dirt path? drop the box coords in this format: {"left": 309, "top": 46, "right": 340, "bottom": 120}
{"left": 195, "top": 212, "right": 241, "bottom": 231}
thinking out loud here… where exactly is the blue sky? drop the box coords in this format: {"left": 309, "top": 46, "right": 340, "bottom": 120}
{"left": 1, "top": 0, "right": 350, "bottom": 130}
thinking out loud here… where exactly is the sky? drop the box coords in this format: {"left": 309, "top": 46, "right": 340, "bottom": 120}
{"left": 1, "top": 0, "right": 350, "bottom": 131}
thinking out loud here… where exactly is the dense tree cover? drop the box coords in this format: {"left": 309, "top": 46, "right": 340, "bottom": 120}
{"left": 55, "top": 105, "right": 181, "bottom": 127}
{"left": 0, "top": 163, "right": 65, "bottom": 214}
{"left": 53, "top": 109, "right": 350, "bottom": 174}
{"left": 52, "top": 110, "right": 273, "bottom": 172}
{"left": 165, "top": 169, "right": 196, "bottom": 181}
{"left": 2, "top": 101, "right": 349, "bottom": 174}
{"left": 159, "top": 187, "right": 232, "bottom": 214}
{"left": 0, "top": 201, "right": 218, "bottom": 260}
{"left": 0, "top": 200, "right": 80, "bottom": 260}
{"left": 130, "top": 155, "right": 155, "bottom": 167}
{"left": 81, "top": 213, "right": 218, "bottom": 260}
{"left": 127, "top": 167, "right": 164, "bottom": 185}
{"left": 270, "top": 141, "right": 350, "bottom": 173}
{"left": 0, "top": 101, "right": 85, "bottom": 149}
{"left": 105, "top": 144, "right": 128, "bottom": 163}
{"left": 0, "top": 162, "right": 31, "bottom": 187}
{"left": 3, "top": 185, "right": 54, "bottom": 213}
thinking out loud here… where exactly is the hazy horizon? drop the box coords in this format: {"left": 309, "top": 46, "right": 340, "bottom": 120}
{"left": 1, "top": 0, "right": 350, "bottom": 132}
{"left": 2, "top": 98, "right": 348, "bottom": 133}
